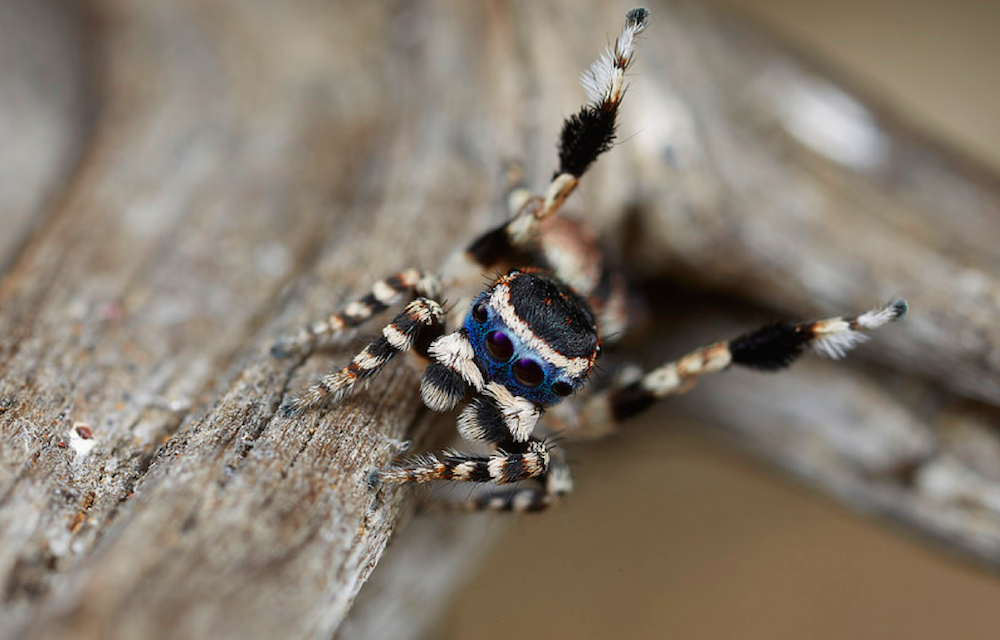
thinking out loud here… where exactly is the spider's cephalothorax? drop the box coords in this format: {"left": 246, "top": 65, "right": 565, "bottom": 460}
{"left": 415, "top": 270, "right": 599, "bottom": 450}
{"left": 274, "top": 8, "right": 907, "bottom": 512}
{"left": 464, "top": 270, "right": 599, "bottom": 407}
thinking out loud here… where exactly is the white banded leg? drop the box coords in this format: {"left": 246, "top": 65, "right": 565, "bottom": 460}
{"left": 443, "top": 446, "right": 574, "bottom": 513}
{"left": 370, "top": 439, "right": 550, "bottom": 488}
{"left": 567, "top": 300, "right": 908, "bottom": 439}
{"left": 280, "top": 297, "right": 445, "bottom": 415}
{"left": 464, "top": 9, "right": 650, "bottom": 268}
{"left": 271, "top": 269, "right": 440, "bottom": 357}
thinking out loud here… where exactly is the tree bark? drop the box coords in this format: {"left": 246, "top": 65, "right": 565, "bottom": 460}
{"left": 1, "top": 1, "right": 998, "bottom": 639}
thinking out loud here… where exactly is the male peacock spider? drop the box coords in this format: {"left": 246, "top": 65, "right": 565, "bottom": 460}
{"left": 273, "top": 8, "right": 907, "bottom": 512}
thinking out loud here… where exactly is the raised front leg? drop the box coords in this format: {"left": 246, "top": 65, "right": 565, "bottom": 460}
{"left": 460, "top": 9, "right": 650, "bottom": 273}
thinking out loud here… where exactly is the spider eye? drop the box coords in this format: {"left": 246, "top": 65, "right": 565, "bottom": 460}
{"left": 513, "top": 359, "right": 544, "bottom": 387}
{"left": 552, "top": 381, "right": 574, "bottom": 397}
{"left": 471, "top": 301, "right": 488, "bottom": 323}
{"left": 485, "top": 331, "right": 514, "bottom": 361}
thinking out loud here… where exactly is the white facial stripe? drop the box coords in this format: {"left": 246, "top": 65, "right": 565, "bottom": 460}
{"left": 489, "top": 283, "right": 592, "bottom": 378}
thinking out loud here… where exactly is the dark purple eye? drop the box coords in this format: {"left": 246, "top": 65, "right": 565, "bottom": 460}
{"left": 485, "top": 331, "right": 514, "bottom": 361}
{"left": 472, "top": 301, "right": 488, "bottom": 323}
{"left": 513, "top": 359, "right": 544, "bottom": 387}
{"left": 552, "top": 381, "right": 574, "bottom": 397}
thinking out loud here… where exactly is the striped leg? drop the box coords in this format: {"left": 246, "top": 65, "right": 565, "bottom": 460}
{"left": 464, "top": 8, "right": 649, "bottom": 270}
{"left": 280, "top": 297, "right": 445, "bottom": 416}
{"left": 370, "top": 439, "right": 550, "bottom": 488}
{"left": 567, "top": 300, "right": 908, "bottom": 439}
{"left": 271, "top": 269, "right": 440, "bottom": 357}
{"left": 449, "top": 446, "right": 574, "bottom": 513}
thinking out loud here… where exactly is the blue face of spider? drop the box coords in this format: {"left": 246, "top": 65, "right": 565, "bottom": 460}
{"left": 463, "top": 270, "right": 600, "bottom": 407}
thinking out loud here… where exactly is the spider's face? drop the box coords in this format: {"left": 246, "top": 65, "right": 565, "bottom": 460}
{"left": 463, "top": 270, "right": 599, "bottom": 407}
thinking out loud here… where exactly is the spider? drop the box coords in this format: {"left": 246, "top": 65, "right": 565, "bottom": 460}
{"left": 273, "top": 8, "right": 906, "bottom": 512}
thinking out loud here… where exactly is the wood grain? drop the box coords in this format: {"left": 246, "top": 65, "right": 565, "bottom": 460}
{"left": 1, "top": 1, "right": 998, "bottom": 639}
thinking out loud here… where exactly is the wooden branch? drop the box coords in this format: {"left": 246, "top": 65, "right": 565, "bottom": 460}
{"left": 0, "top": 0, "right": 95, "bottom": 274}
{"left": 582, "top": 1, "right": 1000, "bottom": 568}
{"left": 591, "top": 1, "right": 1000, "bottom": 408}
{"left": 1, "top": 1, "right": 509, "bottom": 638}
{"left": 2, "top": 1, "right": 999, "bottom": 639}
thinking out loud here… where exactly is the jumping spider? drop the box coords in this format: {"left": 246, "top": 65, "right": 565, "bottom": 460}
{"left": 274, "top": 8, "right": 907, "bottom": 512}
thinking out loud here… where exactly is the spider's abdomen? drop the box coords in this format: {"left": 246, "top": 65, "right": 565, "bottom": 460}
{"left": 463, "top": 270, "right": 599, "bottom": 406}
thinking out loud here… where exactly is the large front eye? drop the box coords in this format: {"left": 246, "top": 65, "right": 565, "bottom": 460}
{"left": 513, "top": 358, "right": 544, "bottom": 387}
{"left": 485, "top": 331, "right": 514, "bottom": 361}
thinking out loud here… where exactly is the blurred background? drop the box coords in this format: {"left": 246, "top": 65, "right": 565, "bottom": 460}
{"left": 441, "top": 1, "right": 1000, "bottom": 638}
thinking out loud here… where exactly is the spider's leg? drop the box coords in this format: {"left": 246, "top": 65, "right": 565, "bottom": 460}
{"left": 462, "top": 9, "right": 650, "bottom": 271}
{"left": 371, "top": 438, "right": 550, "bottom": 488}
{"left": 434, "top": 444, "right": 574, "bottom": 513}
{"left": 566, "top": 300, "right": 908, "bottom": 439}
{"left": 271, "top": 269, "right": 440, "bottom": 357}
{"left": 538, "top": 6, "right": 650, "bottom": 220}
{"left": 280, "top": 296, "right": 445, "bottom": 416}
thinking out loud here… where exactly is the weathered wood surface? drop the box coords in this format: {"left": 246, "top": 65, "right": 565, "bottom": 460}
{"left": 1, "top": 1, "right": 999, "bottom": 639}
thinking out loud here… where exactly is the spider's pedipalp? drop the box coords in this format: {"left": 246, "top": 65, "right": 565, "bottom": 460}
{"left": 456, "top": 382, "right": 540, "bottom": 444}
{"left": 418, "top": 330, "right": 483, "bottom": 412}
{"left": 420, "top": 362, "right": 470, "bottom": 412}
{"left": 579, "top": 6, "right": 649, "bottom": 109}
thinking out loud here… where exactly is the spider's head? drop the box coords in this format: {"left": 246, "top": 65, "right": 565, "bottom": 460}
{"left": 463, "top": 269, "right": 599, "bottom": 407}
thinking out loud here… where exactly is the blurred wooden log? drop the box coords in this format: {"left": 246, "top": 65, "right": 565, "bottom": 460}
{"left": 581, "top": 0, "right": 1000, "bottom": 570}
{"left": 591, "top": 1, "right": 1000, "bottom": 409}
{"left": 1, "top": 1, "right": 999, "bottom": 639}
{"left": 1, "top": 1, "right": 508, "bottom": 638}
{"left": 0, "top": 0, "right": 95, "bottom": 273}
